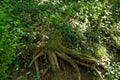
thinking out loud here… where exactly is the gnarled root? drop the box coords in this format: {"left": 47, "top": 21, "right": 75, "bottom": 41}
{"left": 56, "top": 52, "right": 80, "bottom": 80}
{"left": 47, "top": 51, "right": 62, "bottom": 80}
{"left": 29, "top": 52, "right": 44, "bottom": 67}
{"left": 34, "top": 60, "right": 41, "bottom": 80}
{"left": 29, "top": 31, "right": 104, "bottom": 80}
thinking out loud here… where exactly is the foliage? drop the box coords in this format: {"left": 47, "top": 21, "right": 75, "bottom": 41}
{"left": 105, "top": 61, "right": 120, "bottom": 80}
{"left": 112, "top": 0, "right": 120, "bottom": 21}
{"left": 0, "top": 8, "right": 21, "bottom": 75}
{"left": 0, "top": 0, "right": 26, "bottom": 77}
{"left": 0, "top": 0, "right": 120, "bottom": 80}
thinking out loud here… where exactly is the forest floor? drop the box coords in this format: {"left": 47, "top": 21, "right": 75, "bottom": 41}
{"left": 7, "top": 60, "right": 94, "bottom": 80}
{"left": 7, "top": 54, "right": 120, "bottom": 80}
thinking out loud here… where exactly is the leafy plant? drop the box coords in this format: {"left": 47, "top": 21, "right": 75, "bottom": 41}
{"left": 0, "top": 0, "right": 120, "bottom": 80}
{"left": 0, "top": 2, "right": 22, "bottom": 76}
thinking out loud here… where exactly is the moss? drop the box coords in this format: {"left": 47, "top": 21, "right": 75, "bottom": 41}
{"left": 46, "top": 31, "right": 62, "bottom": 50}
{"left": 95, "top": 45, "right": 107, "bottom": 58}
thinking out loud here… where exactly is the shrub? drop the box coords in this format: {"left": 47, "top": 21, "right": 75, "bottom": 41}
{"left": 0, "top": 3, "right": 22, "bottom": 76}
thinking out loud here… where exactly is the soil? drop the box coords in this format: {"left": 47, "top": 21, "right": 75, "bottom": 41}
{"left": 7, "top": 60, "right": 93, "bottom": 80}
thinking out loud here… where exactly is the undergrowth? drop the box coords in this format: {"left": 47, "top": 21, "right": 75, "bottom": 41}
{"left": 0, "top": 0, "right": 120, "bottom": 80}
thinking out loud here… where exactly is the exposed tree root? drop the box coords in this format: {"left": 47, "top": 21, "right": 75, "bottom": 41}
{"left": 93, "top": 67, "right": 103, "bottom": 80}
{"left": 40, "top": 65, "right": 51, "bottom": 76}
{"left": 29, "top": 31, "right": 104, "bottom": 80}
{"left": 47, "top": 51, "right": 62, "bottom": 80}
{"left": 56, "top": 52, "right": 80, "bottom": 80}
{"left": 29, "top": 52, "right": 44, "bottom": 67}
{"left": 75, "top": 60, "right": 91, "bottom": 67}
{"left": 34, "top": 60, "right": 41, "bottom": 80}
